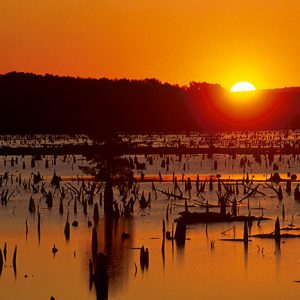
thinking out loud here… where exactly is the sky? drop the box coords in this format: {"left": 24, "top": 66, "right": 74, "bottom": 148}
{"left": 1, "top": 0, "right": 300, "bottom": 89}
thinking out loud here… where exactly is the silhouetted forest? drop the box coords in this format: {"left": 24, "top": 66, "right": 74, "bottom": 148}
{"left": 0, "top": 72, "right": 299, "bottom": 134}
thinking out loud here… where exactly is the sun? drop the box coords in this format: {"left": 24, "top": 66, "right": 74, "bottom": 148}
{"left": 230, "top": 81, "right": 256, "bottom": 92}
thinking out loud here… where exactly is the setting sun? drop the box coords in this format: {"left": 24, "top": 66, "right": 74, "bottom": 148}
{"left": 231, "top": 82, "right": 256, "bottom": 92}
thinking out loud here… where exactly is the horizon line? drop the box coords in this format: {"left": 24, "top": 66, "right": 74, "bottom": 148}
{"left": 2, "top": 70, "right": 300, "bottom": 92}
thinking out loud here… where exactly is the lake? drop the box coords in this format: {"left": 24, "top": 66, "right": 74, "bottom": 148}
{"left": 0, "top": 132, "right": 300, "bottom": 299}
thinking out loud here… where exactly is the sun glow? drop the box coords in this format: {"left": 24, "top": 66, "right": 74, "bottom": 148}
{"left": 230, "top": 81, "right": 256, "bottom": 92}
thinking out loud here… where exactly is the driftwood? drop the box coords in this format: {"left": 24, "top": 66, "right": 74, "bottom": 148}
{"left": 250, "top": 217, "right": 300, "bottom": 239}
{"left": 238, "top": 185, "right": 263, "bottom": 203}
{"left": 176, "top": 211, "right": 270, "bottom": 224}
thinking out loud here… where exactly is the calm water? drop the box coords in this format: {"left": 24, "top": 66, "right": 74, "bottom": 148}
{"left": 0, "top": 135, "right": 300, "bottom": 299}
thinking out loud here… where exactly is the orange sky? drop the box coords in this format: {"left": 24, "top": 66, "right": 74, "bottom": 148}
{"left": 1, "top": 0, "right": 300, "bottom": 89}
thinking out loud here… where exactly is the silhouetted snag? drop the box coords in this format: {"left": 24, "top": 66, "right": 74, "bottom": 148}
{"left": 219, "top": 196, "right": 226, "bottom": 216}
{"left": 37, "top": 212, "right": 41, "bottom": 242}
{"left": 294, "top": 185, "right": 300, "bottom": 201}
{"left": 232, "top": 198, "right": 237, "bottom": 217}
{"left": 52, "top": 245, "right": 58, "bottom": 256}
{"left": 3, "top": 243, "right": 7, "bottom": 261}
{"left": 64, "top": 212, "right": 70, "bottom": 241}
{"left": 236, "top": 182, "right": 239, "bottom": 194}
{"left": 214, "top": 160, "right": 218, "bottom": 170}
{"left": 166, "top": 231, "right": 172, "bottom": 240}
{"left": 46, "top": 191, "right": 53, "bottom": 208}
{"left": 74, "top": 196, "right": 77, "bottom": 214}
{"left": 139, "top": 191, "right": 148, "bottom": 209}
{"left": 0, "top": 249, "right": 3, "bottom": 275}
{"left": 31, "top": 159, "right": 35, "bottom": 168}
{"left": 32, "top": 171, "right": 42, "bottom": 184}
{"left": 243, "top": 221, "right": 248, "bottom": 248}
{"left": 51, "top": 171, "right": 61, "bottom": 188}
{"left": 175, "top": 218, "right": 186, "bottom": 245}
{"left": 94, "top": 253, "right": 108, "bottom": 300}
{"left": 28, "top": 196, "right": 36, "bottom": 213}
{"left": 93, "top": 203, "right": 100, "bottom": 225}
{"left": 247, "top": 213, "right": 253, "bottom": 231}
{"left": 206, "top": 201, "right": 209, "bottom": 214}
{"left": 286, "top": 180, "right": 292, "bottom": 195}
{"left": 162, "top": 219, "right": 166, "bottom": 257}
{"left": 166, "top": 204, "right": 169, "bottom": 222}
{"left": 218, "top": 178, "right": 221, "bottom": 192}
{"left": 72, "top": 220, "right": 78, "bottom": 227}
{"left": 12, "top": 245, "right": 17, "bottom": 275}
{"left": 275, "top": 217, "right": 281, "bottom": 245}
{"left": 89, "top": 259, "right": 93, "bottom": 290}
{"left": 184, "top": 200, "right": 188, "bottom": 213}
{"left": 278, "top": 185, "right": 283, "bottom": 201}
{"left": 269, "top": 172, "right": 281, "bottom": 183}
{"left": 59, "top": 198, "right": 64, "bottom": 214}
{"left": 99, "top": 192, "right": 103, "bottom": 206}
{"left": 282, "top": 204, "right": 285, "bottom": 220}
{"left": 83, "top": 200, "right": 87, "bottom": 215}
{"left": 246, "top": 173, "right": 249, "bottom": 184}
{"left": 140, "top": 246, "right": 149, "bottom": 271}
{"left": 92, "top": 227, "right": 98, "bottom": 258}
{"left": 209, "top": 177, "right": 213, "bottom": 191}
{"left": 88, "top": 183, "right": 96, "bottom": 205}
{"left": 26, "top": 218, "right": 28, "bottom": 239}
{"left": 162, "top": 219, "right": 166, "bottom": 237}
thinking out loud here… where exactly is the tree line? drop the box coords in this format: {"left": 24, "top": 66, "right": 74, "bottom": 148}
{"left": 0, "top": 72, "right": 299, "bottom": 134}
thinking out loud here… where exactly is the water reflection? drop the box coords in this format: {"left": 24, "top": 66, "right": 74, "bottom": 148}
{"left": 175, "top": 241, "right": 185, "bottom": 267}
{"left": 91, "top": 217, "right": 134, "bottom": 298}
{"left": 275, "top": 240, "right": 281, "bottom": 280}
{"left": 244, "top": 246, "right": 248, "bottom": 271}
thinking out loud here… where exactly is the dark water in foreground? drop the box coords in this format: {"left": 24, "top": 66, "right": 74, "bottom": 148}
{"left": 0, "top": 134, "right": 300, "bottom": 299}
